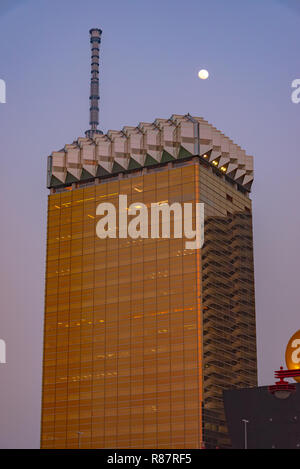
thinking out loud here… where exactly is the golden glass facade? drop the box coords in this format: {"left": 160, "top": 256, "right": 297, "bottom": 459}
{"left": 41, "top": 159, "right": 257, "bottom": 449}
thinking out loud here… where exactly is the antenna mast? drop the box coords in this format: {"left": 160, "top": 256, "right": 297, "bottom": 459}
{"left": 85, "top": 28, "right": 103, "bottom": 138}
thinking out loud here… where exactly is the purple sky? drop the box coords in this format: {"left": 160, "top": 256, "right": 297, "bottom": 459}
{"left": 0, "top": 0, "right": 299, "bottom": 449}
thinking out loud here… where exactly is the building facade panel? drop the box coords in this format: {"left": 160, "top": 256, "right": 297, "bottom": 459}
{"left": 42, "top": 163, "right": 205, "bottom": 449}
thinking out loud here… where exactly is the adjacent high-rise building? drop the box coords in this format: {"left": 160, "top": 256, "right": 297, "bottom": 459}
{"left": 41, "top": 30, "right": 257, "bottom": 449}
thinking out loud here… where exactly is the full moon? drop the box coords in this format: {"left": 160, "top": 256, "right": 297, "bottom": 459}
{"left": 198, "top": 69, "right": 209, "bottom": 80}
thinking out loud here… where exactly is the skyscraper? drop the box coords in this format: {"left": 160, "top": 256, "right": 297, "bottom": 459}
{"left": 41, "top": 29, "right": 257, "bottom": 449}
{"left": 41, "top": 113, "right": 257, "bottom": 449}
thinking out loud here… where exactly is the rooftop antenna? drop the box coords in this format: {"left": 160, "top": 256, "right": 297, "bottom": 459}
{"left": 85, "top": 28, "right": 103, "bottom": 138}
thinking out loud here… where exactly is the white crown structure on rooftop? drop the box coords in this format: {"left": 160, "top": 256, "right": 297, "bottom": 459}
{"left": 47, "top": 114, "right": 254, "bottom": 191}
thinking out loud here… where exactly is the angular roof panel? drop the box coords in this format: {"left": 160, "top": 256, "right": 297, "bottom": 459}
{"left": 47, "top": 114, "right": 254, "bottom": 191}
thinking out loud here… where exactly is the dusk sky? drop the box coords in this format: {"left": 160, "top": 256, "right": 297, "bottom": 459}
{"left": 0, "top": 0, "right": 299, "bottom": 448}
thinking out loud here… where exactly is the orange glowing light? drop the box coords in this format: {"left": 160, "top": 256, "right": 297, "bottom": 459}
{"left": 285, "top": 330, "right": 300, "bottom": 383}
